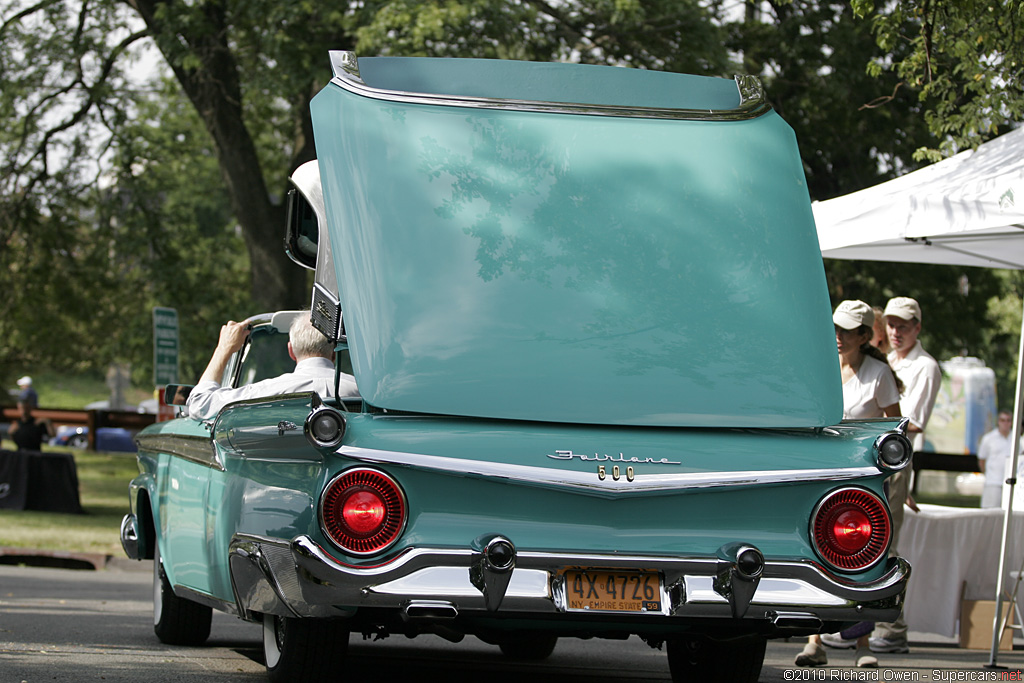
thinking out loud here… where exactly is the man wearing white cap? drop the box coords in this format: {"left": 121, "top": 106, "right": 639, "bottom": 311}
{"left": 16, "top": 376, "right": 38, "bottom": 409}
{"left": 877, "top": 297, "right": 940, "bottom": 652}
{"left": 885, "top": 297, "right": 942, "bottom": 453}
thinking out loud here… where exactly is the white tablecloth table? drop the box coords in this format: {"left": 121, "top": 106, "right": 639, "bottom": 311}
{"left": 900, "top": 503, "right": 1024, "bottom": 637}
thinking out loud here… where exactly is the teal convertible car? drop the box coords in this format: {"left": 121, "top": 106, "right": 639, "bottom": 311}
{"left": 122, "top": 53, "right": 911, "bottom": 682}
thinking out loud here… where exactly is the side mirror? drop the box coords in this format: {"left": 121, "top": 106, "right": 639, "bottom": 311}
{"left": 284, "top": 188, "right": 319, "bottom": 270}
{"left": 286, "top": 160, "right": 344, "bottom": 343}
{"left": 163, "top": 384, "right": 194, "bottom": 406}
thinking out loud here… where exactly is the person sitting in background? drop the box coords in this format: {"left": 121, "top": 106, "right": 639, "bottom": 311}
{"left": 9, "top": 400, "right": 55, "bottom": 451}
{"left": 978, "top": 409, "right": 1014, "bottom": 508}
{"left": 186, "top": 315, "right": 359, "bottom": 422}
{"left": 16, "top": 376, "right": 38, "bottom": 409}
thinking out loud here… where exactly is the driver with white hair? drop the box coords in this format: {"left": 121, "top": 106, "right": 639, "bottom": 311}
{"left": 186, "top": 315, "right": 358, "bottom": 421}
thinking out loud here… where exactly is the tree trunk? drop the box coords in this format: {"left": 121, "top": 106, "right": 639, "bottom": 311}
{"left": 128, "top": 0, "right": 307, "bottom": 312}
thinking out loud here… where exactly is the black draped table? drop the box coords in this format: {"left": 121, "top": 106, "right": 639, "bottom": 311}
{"left": 0, "top": 449, "right": 84, "bottom": 514}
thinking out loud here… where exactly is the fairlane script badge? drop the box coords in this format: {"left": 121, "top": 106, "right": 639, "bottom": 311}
{"left": 547, "top": 450, "right": 681, "bottom": 465}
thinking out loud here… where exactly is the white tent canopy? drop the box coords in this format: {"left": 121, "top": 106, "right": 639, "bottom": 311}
{"left": 812, "top": 124, "right": 1024, "bottom": 665}
{"left": 815, "top": 125, "right": 1024, "bottom": 268}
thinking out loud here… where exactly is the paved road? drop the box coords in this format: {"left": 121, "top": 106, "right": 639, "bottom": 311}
{"left": 1, "top": 561, "right": 1021, "bottom": 682}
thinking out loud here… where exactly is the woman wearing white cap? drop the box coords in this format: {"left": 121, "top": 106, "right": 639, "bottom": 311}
{"left": 796, "top": 300, "right": 902, "bottom": 669}
{"left": 832, "top": 300, "right": 902, "bottom": 421}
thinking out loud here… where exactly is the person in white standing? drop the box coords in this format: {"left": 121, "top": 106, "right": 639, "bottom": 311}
{"left": 978, "top": 410, "right": 1014, "bottom": 509}
{"left": 872, "top": 297, "right": 941, "bottom": 653}
{"left": 796, "top": 300, "right": 901, "bottom": 669}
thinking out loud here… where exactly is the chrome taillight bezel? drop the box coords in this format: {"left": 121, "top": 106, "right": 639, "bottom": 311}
{"left": 320, "top": 468, "right": 407, "bottom": 556}
{"left": 810, "top": 487, "right": 891, "bottom": 573}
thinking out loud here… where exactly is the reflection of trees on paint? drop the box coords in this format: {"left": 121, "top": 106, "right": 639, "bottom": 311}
{"left": 417, "top": 114, "right": 812, "bottom": 413}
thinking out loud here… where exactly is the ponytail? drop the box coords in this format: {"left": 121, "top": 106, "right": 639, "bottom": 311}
{"left": 861, "top": 342, "right": 904, "bottom": 394}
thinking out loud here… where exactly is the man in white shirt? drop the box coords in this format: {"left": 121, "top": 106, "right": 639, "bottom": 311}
{"left": 877, "top": 297, "right": 941, "bottom": 653}
{"left": 978, "top": 410, "right": 1014, "bottom": 508}
{"left": 186, "top": 315, "right": 359, "bottom": 422}
{"left": 886, "top": 297, "right": 942, "bottom": 454}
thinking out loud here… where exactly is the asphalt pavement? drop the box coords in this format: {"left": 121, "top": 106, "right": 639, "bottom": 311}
{"left": 1, "top": 556, "right": 1022, "bottom": 682}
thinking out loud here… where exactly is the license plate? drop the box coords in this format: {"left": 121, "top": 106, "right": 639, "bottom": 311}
{"left": 564, "top": 570, "right": 662, "bottom": 613}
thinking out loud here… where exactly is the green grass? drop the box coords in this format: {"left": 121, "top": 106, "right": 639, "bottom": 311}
{"left": 0, "top": 444, "right": 138, "bottom": 556}
{"left": 7, "top": 369, "right": 155, "bottom": 410}
{"left": 1, "top": 369, "right": 150, "bottom": 557}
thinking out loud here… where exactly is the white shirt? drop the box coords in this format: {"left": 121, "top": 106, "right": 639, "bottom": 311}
{"left": 186, "top": 356, "right": 359, "bottom": 421}
{"left": 978, "top": 428, "right": 1012, "bottom": 489}
{"left": 888, "top": 341, "right": 942, "bottom": 451}
{"left": 842, "top": 355, "right": 901, "bottom": 419}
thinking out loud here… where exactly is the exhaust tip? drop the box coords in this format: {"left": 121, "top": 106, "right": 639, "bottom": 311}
{"left": 770, "top": 611, "right": 823, "bottom": 630}
{"left": 403, "top": 600, "right": 459, "bottom": 620}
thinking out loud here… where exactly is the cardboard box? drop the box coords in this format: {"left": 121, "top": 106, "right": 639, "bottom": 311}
{"left": 960, "top": 599, "right": 1014, "bottom": 650}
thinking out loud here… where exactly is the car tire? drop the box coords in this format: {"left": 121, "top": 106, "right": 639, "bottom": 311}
{"left": 263, "top": 614, "right": 350, "bottom": 683}
{"left": 498, "top": 634, "right": 558, "bottom": 660}
{"left": 69, "top": 434, "right": 88, "bottom": 449}
{"left": 152, "top": 544, "right": 212, "bottom": 646}
{"left": 666, "top": 634, "right": 765, "bottom": 683}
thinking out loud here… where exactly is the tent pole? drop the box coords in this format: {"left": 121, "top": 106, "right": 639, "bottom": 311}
{"left": 987, "top": 302, "right": 1024, "bottom": 666}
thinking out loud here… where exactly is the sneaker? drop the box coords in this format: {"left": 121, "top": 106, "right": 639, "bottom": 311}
{"left": 794, "top": 642, "right": 828, "bottom": 667}
{"left": 856, "top": 648, "right": 878, "bottom": 668}
{"left": 820, "top": 632, "right": 858, "bottom": 649}
{"left": 869, "top": 636, "right": 909, "bottom": 654}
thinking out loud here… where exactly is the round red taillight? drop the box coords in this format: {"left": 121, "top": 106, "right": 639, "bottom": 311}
{"left": 811, "top": 488, "right": 890, "bottom": 572}
{"left": 321, "top": 469, "right": 406, "bottom": 556}
{"left": 831, "top": 507, "right": 872, "bottom": 553}
{"left": 342, "top": 490, "right": 386, "bottom": 534}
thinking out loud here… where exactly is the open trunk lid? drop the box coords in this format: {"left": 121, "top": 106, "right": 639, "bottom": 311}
{"left": 310, "top": 54, "right": 841, "bottom": 428}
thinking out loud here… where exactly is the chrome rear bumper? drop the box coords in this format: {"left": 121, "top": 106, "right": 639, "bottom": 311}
{"left": 227, "top": 533, "right": 909, "bottom": 635}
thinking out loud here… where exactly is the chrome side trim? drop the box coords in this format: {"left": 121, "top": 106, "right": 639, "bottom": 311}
{"left": 135, "top": 433, "right": 223, "bottom": 471}
{"left": 327, "top": 50, "right": 771, "bottom": 122}
{"left": 337, "top": 445, "right": 877, "bottom": 496}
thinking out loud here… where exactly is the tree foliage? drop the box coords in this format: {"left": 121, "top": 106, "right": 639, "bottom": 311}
{"left": 1, "top": 0, "right": 1021, "bottom": 402}
{"left": 851, "top": 0, "right": 1024, "bottom": 158}
{"left": 730, "top": 1, "right": 938, "bottom": 201}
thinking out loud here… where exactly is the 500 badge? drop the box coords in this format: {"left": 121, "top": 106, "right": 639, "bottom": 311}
{"left": 597, "top": 465, "right": 635, "bottom": 482}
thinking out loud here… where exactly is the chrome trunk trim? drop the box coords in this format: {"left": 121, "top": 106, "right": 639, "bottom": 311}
{"left": 328, "top": 51, "right": 771, "bottom": 122}
{"left": 337, "top": 445, "right": 878, "bottom": 497}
